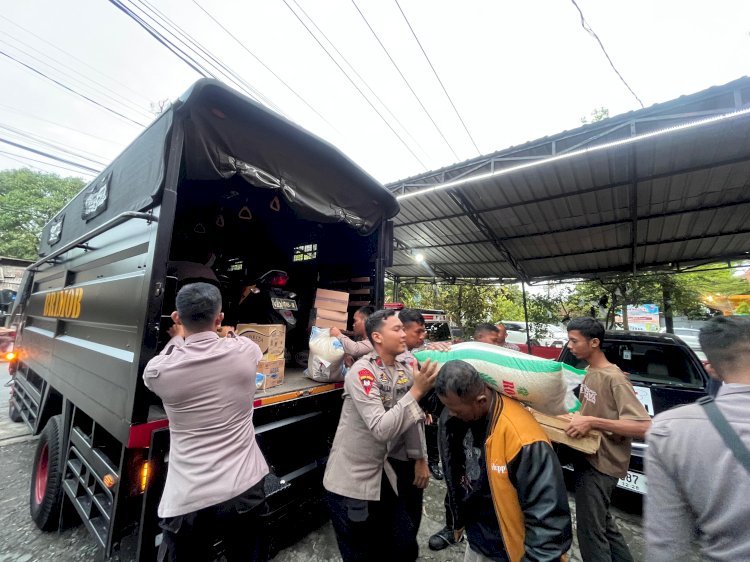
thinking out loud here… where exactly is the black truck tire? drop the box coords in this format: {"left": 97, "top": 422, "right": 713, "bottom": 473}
{"left": 8, "top": 399, "right": 22, "bottom": 423}
{"left": 30, "top": 415, "right": 64, "bottom": 531}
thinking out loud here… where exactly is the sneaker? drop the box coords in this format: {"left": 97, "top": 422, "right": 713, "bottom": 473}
{"left": 428, "top": 526, "right": 464, "bottom": 551}
{"left": 428, "top": 461, "right": 444, "bottom": 480}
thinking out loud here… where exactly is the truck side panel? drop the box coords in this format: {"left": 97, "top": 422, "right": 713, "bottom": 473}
{"left": 17, "top": 218, "right": 157, "bottom": 442}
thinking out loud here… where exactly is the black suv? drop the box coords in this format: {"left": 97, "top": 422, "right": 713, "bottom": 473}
{"left": 557, "top": 330, "right": 709, "bottom": 495}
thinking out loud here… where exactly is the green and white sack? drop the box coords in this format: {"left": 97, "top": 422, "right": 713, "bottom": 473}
{"left": 414, "top": 342, "right": 585, "bottom": 415}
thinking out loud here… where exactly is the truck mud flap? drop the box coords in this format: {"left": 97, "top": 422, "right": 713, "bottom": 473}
{"left": 62, "top": 425, "right": 119, "bottom": 550}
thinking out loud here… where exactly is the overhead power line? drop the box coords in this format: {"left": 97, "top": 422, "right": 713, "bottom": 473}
{"left": 0, "top": 149, "right": 97, "bottom": 177}
{"left": 282, "top": 0, "right": 428, "bottom": 170}
{"left": 109, "top": 0, "right": 210, "bottom": 77}
{"left": 0, "top": 35, "right": 152, "bottom": 121}
{"left": 111, "top": 0, "right": 285, "bottom": 114}
{"left": 0, "top": 102, "right": 122, "bottom": 147}
{"left": 569, "top": 0, "right": 644, "bottom": 109}
{"left": 0, "top": 49, "right": 147, "bottom": 128}
{"left": 0, "top": 13, "right": 153, "bottom": 107}
{"left": 286, "top": 0, "right": 430, "bottom": 162}
{"left": 132, "top": 0, "right": 284, "bottom": 114}
{"left": 0, "top": 123, "right": 109, "bottom": 167}
{"left": 0, "top": 137, "right": 101, "bottom": 174}
{"left": 192, "top": 0, "right": 339, "bottom": 133}
{"left": 350, "top": 0, "right": 460, "bottom": 162}
{"left": 394, "top": 0, "right": 481, "bottom": 155}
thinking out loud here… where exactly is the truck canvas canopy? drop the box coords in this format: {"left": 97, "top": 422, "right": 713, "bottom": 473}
{"left": 39, "top": 79, "right": 399, "bottom": 257}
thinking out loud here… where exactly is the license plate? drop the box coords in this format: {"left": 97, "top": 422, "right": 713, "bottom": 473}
{"left": 617, "top": 470, "right": 647, "bottom": 494}
{"left": 633, "top": 385, "right": 655, "bottom": 416}
{"left": 271, "top": 298, "right": 297, "bottom": 311}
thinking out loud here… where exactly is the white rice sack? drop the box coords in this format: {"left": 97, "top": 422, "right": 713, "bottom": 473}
{"left": 414, "top": 342, "right": 585, "bottom": 415}
{"left": 306, "top": 326, "right": 346, "bottom": 382}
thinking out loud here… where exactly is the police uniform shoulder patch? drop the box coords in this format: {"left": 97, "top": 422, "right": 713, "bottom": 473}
{"left": 358, "top": 369, "right": 375, "bottom": 395}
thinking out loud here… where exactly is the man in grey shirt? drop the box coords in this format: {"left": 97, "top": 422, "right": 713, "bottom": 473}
{"left": 645, "top": 316, "right": 750, "bottom": 562}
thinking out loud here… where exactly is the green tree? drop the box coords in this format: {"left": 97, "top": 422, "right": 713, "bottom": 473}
{"left": 580, "top": 106, "right": 610, "bottom": 125}
{"left": 570, "top": 266, "right": 749, "bottom": 327}
{"left": 386, "top": 281, "right": 524, "bottom": 335}
{"left": 0, "top": 169, "right": 85, "bottom": 259}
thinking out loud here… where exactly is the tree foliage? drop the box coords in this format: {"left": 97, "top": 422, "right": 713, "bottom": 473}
{"left": 570, "top": 267, "right": 749, "bottom": 327}
{"left": 386, "top": 266, "right": 748, "bottom": 338}
{"left": 580, "top": 106, "right": 610, "bottom": 124}
{"left": 386, "top": 281, "right": 523, "bottom": 334}
{"left": 0, "top": 169, "right": 85, "bottom": 259}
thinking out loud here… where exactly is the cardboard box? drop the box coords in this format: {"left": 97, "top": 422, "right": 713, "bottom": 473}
{"left": 256, "top": 358, "right": 285, "bottom": 390}
{"left": 314, "top": 317, "right": 348, "bottom": 331}
{"left": 314, "top": 289, "right": 349, "bottom": 313}
{"left": 316, "top": 308, "right": 348, "bottom": 323}
{"left": 349, "top": 287, "right": 372, "bottom": 295}
{"left": 236, "top": 324, "right": 286, "bottom": 359}
{"left": 530, "top": 410, "right": 601, "bottom": 455}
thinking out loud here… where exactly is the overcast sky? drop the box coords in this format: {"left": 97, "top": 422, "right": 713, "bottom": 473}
{"left": 1, "top": 0, "right": 748, "bottom": 184}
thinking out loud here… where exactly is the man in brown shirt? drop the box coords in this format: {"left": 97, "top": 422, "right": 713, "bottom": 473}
{"left": 564, "top": 317, "right": 651, "bottom": 562}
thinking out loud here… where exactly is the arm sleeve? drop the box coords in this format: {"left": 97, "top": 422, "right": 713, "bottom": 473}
{"left": 404, "top": 421, "right": 427, "bottom": 459}
{"left": 160, "top": 335, "right": 184, "bottom": 355}
{"left": 346, "top": 362, "right": 424, "bottom": 443}
{"left": 644, "top": 424, "right": 695, "bottom": 562}
{"left": 338, "top": 334, "right": 373, "bottom": 358}
{"left": 439, "top": 411, "right": 471, "bottom": 531}
{"left": 612, "top": 381, "right": 652, "bottom": 420}
{"left": 508, "top": 441, "right": 573, "bottom": 562}
{"left": 143, "top": 336, "right": 185, "bottom": 390}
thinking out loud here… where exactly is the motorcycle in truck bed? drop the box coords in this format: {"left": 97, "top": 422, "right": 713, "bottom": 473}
{"left": 6, "top": 79, "right": 398, "bottom": 560}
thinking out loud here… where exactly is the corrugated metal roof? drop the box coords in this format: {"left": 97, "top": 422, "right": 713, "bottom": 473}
{"left": 387, "top": 77, "right": 750, "bottom": 282}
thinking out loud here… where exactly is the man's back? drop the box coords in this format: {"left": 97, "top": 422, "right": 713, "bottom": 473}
{"left": 144, "top": 331, "right": 269, "bottom": 517}
{"left": 646, "top": 384, "right": 750, "bottom": 562}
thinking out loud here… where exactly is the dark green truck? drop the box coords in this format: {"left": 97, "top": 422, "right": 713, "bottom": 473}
{"left": 7, "top": 79, "right": 397, "bottom": 560}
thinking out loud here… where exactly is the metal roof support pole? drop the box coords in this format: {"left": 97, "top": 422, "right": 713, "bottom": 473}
{"left": 628, "top": 129, "right": 638, "bottom": 276}
{"left": 522, "top": 281, "right": 531, "bottom": 354}
{"left": 393, "top": 276, "right": 401, "bottom": 302}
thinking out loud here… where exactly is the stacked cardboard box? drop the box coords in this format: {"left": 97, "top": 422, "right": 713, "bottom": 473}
{"left": 314, "top": 288, "right": 349, "bottom": 331}
{"left": 530, "top": 410, "right": 602, "bottom": 454}
{"left": 236, "top": 323, "right": 286, "bottom": 390}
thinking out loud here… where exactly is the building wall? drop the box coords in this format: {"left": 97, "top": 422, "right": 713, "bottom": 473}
{"left": 0, "top": 257, "right": 31, "bottom": 292}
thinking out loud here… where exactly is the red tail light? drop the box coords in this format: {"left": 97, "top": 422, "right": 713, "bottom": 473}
{"left": 270, "top": 274, "right": 288, "bottom": 287}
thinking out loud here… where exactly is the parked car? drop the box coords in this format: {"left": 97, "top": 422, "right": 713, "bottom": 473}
{"left": 557, "top": 330, "right": 709, "bottom": 495}
{"left": 497, "top": 321, "right": 568, "bottom": 347}
{"left": 661, "top": 327, "right": 707, "bottom": 361}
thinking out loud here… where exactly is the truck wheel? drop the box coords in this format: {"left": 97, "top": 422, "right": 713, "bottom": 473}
{"left": 8, "top": 400, "right": 22, "bottom": 423}
{"left": 30, "top": 415, "right": 64, "bottom": 531}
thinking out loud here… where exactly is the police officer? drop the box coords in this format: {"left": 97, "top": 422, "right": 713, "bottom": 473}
{"left": 143, "top": 283, "right": 269, "bottom": 561}
{"left": 323, "top": 309, "right": 438, "bottom": 562}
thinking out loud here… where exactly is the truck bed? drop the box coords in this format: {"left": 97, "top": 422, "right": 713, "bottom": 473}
{"left": 147, "top": 367, "right": 342, "bottom": 422}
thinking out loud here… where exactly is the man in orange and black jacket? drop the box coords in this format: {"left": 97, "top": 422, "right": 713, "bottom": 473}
{"left": 436, "top": 360, "right": 572, "bottom": 562}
